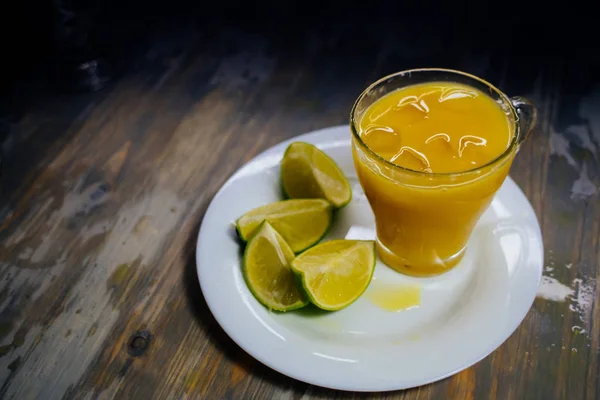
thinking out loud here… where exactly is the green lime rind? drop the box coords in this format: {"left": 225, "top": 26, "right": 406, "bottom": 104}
{"left": 242, "top": 221, "right": 309, "bottom": 312}
{"left": 291, "top": 240, "right": 376, "bottom": 311}
{"left": 281, "top": 142, "right": 352, "bottom": 208}
{"left": 235, "top": 199, "right": 333, "bottom": 253}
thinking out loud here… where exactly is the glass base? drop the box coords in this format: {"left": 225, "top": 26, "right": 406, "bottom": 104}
{"left": 376, "top": 240, "right": 466, "bottom": 277}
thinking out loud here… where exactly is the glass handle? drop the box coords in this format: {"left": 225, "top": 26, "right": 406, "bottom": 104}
{"left": 510, "top": 97, "right": 537, "bottom": 146}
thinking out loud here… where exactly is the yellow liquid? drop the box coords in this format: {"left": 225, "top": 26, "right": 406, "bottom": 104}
{"left": 367, "top": 281, "right": 422, "bottom": 312}
{"left": 353, "top": 82, "right": 515, "bottom": 276}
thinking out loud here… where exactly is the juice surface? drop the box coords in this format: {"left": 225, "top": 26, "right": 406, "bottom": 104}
{"left": 353, "top": 82, "right": 515, "bottom": 276}
{"left": 358, "top": 82, "right": 511, "bottom": 173}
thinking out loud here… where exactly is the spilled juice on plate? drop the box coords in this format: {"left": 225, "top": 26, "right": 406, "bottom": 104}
{"left": 353, "top": 82, "right": 515, "bottom": 275}
{"left": 367, "top": 280, "right": 422, "bottom": 312}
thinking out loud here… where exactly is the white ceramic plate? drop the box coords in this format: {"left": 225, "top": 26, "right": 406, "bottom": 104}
{"left": 196, "top": 125, "right": 543, "bottom": 392}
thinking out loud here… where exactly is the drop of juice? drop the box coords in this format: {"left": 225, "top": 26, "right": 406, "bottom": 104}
{"left": 367, "top": 281, "right": 422, "bottom": 312}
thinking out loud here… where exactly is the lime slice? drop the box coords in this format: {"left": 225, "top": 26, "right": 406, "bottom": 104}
{"left": 236, "top": 199, "right": 332, "bottom": 253}
{"left": 281, "top": 142, "right": 352, "bottom": 208}
{"left": 243, "top": 222, "right": 308, "bottom": 311}
{"left": 291, "top": 240, "right": 375, "bottom": 311}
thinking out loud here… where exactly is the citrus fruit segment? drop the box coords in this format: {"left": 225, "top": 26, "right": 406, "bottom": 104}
{"left": 281, "top": 142, "right": 352, "bottom": 207}
{"left": 291, "top": 240, "right": 376, "bottom": 310}
{"left": 243, "top": 222, "right": 308, "bottom": 311}
{"left": 236, "top": 199, "right": 332, "bottom": 253}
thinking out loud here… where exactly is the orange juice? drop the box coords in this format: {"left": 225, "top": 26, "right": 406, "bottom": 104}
{"left": 352, "top": 82, "right": 516, "bottom": 276}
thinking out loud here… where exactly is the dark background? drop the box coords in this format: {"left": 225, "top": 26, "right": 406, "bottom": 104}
{"left": 2, "top": 0, "right": 598, "bottom": 98}
{"left": 2, "top": 0, "right": 599, "bottom": 204}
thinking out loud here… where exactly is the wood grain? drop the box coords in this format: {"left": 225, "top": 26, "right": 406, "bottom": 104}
{"left": 0, "top": 3, "right": 599, "bottom": 399}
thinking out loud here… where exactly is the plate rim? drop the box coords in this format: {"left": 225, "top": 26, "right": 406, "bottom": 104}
{"left": 196, "top": 124, "right": 543, "bottom": 392}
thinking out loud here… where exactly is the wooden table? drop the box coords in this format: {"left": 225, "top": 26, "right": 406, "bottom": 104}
{"left": 1, "top": 4, "right": 599, "bottom": 399}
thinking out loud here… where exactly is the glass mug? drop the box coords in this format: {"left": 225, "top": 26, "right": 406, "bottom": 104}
{"left": 350, "top": 68, "right": 536, "bottom": 276}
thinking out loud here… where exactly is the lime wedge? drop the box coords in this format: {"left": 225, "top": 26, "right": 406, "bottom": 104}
{"left": 236, "top": 199, "right": 332, "bottom": 253}
{"left": 281, "top": 142, "right": 352, "bottom": 208}
{"left": 291, "top": 240, "right": 375, "bottom": 311}
{"left": 243, "top": 222, "right": 308, "bottom": 311}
